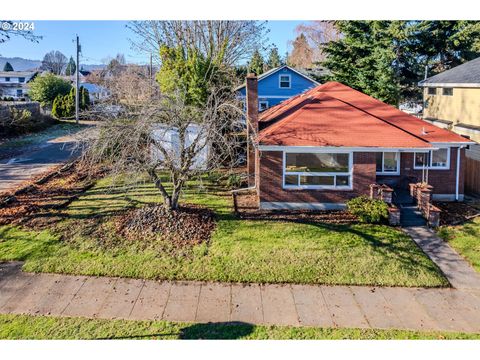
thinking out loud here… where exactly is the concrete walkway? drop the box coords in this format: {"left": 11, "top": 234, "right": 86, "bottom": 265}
{"left": 2, "top": 262, "right": 480, "bottom": 333}
{"left": 403, "top": 226, "right": 480, "bottom": 291}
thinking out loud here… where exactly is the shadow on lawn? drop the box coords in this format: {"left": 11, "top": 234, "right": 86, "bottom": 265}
{"left": 98, "top": 322, "right": 255, "bottom": 340}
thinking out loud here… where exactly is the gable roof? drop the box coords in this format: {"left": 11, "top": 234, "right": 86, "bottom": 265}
{"left": 0, "top": 71, "right": 37, "bottom": 78}
{"left": 235, "top": 65, "right": 319, "bottom": 91}
{"left": 259, "top": 82, "right": 472, "bottom": 148}
{"left": 419, "top": 57, "right": 480, "bottom": 88}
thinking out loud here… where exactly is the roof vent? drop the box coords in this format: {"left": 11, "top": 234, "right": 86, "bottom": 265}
{"left": 421, "top": 127, "right": 427, "bottom": 136}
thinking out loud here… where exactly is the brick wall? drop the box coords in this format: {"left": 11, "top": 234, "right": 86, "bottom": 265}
{"left": 377, "top": 148, "right": 465, "bottom": 195}
{"left": 258, "top": 151, "right": 376, "bottom": 204}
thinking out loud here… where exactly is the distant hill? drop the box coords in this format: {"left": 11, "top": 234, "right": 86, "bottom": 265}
{"left": 0, "top": 57, "right": 106, "bottom": 72}
{"left": 0, "top": 57, "right": 41, "bottom": 71}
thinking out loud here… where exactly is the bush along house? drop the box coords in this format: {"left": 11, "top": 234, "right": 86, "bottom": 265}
{"left": 244, "top": 74, "right": 474, "bottom": 213}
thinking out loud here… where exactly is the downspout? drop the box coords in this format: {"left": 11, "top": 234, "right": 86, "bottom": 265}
{"left": 455, "top": 146, "right": 464, "bottom": 201}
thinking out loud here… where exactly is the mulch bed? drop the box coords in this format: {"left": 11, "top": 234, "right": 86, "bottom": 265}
{"left": 433, "top": 201, "right": 480, "bottom": 226}
{"left": 234, "top": 192, "right": 358, "bottom": 224}
{"left": 115, "top": 203, "right": 216, "bottom": 247}
{"left": 0, "top": 161, "right": 104, "bottom": 228}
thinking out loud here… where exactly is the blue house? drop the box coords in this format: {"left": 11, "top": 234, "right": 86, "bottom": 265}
{"left": 236, "top": 65, "right": 320, "bottom": 111}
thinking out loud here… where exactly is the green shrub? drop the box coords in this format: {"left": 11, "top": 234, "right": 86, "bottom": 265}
{"left": 206, "top": 171, "right": 223, "bottom": 185}
{"left": 346, "top": 196, "right": 389, "bottom": 224}
{"left": 226, "top": 173, "right": 245, "bottom": 189}
{"left": 28, "top": 73, "right": 72, "bottom": 106}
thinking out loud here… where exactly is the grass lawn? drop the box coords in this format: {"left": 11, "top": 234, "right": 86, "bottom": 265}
{"left": 0, "top": 176, "right": 448, "bottom": 287}
{"left": 438, "top": 218, "right": 480, "bottom": 273}
{"left": 1, "top": 314, "right": 479, "bottom": 340}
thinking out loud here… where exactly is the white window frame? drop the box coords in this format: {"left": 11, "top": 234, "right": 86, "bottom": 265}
{"left": 282, "top": 150, "right": 353, "bottom": 190}
{"left": 376, "top": 152, "right": 400, "bottom": 175}
{"left": 427, "top": 87, "right": 436, "bottom": 95}
{"left": 279, "top": 74, "right": 291, "bottom": 89}
{"left": 259, "top": 100, "right": 269, "bottom": 111}
{"left": 414, "top": 148, "right": 450, "bottom": 170}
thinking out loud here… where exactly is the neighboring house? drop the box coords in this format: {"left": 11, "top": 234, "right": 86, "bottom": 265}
{"left": 236, "top": 65, "right": 319, "bottom": 111}
{"left": 244, "top": 76, "right": 473, "bottom": 210}
{"left": 419, "top": 57, "right": 480, "bottom": 160}
{"left": 0, "top": 71, "right": 37, "bottom": 99}
{"left": 80, "top": 82, "right": 110, "bottom": 103}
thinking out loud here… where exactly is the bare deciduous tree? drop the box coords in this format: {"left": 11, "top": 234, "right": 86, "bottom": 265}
{"left": 41, "top": 50, "right": 68, "bottom": 75}
{"left": 77, "top": 69, "right": 243, "bottom": 211}
{"left": 293, "top": 21, "right": 341, "bottom": 64}
{"left": 127, "top": 21, "right": 269, "bottom": 66}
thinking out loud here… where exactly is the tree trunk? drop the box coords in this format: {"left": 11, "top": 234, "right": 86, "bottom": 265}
{"left": 147, "top": 168, "right": 173, "bottom": 210}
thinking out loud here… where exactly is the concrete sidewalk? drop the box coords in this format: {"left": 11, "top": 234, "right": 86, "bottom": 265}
{"left": 1, "top": 262, "right": 480, "bottom": 333}
{"left": 404, "top": 226, "right": 480, "bottom": 290}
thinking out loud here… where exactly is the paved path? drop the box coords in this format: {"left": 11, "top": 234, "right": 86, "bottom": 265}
{"left": 0, "top": 136, "right": 78, "bottom": 193}
{"left": 1, "top": 262, "right": 480, "bottom": 333}
{"left": 404, "top": 226, "right": 480, "bottom": 290}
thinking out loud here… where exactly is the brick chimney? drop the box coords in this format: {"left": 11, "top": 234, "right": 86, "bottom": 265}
{"left": 246, "top": 73, "right": 258, "bottom": 187}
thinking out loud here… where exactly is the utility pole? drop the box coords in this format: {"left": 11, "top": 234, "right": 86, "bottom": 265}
{"left": 75, "top": 35, "right": 80, "bottom": 124}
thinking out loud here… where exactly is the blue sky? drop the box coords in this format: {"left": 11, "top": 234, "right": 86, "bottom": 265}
{"left": 0, "top": 20, "right": 303, "bottom": 65}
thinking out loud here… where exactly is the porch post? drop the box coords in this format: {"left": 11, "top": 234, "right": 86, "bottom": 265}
{"left": 455, "top": 146, "right": 463, "bottom": 201}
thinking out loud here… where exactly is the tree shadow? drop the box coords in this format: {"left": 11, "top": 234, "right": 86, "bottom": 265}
{"left": 178, "top": 321, "right": 255, "bottom": 340}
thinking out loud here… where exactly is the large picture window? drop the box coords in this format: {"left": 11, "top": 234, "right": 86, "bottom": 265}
{"left": 376, "top": 152, "right": 399, "bottom": 174}
{"left": 414, "top": 148, "right": 450, "bottom": 169}
{"left": 283, "top": 152, "right": 352, "bottom": 189}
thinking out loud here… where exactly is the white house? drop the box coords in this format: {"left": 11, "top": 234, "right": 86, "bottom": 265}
{"left": 80, "top": 82, "right": 110, "bottom": 103}
{"left": 0, "top": 71, "right": 37, "bottom": 99}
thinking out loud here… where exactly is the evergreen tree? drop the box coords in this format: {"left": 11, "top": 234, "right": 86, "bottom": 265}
{"left": 248, "top": 49, "right": 265, "bottom": 76}
{"left": 322, "top": 21, "right": 480, "bottom": 104}
{"left": 266, "top": 45, "right": 282, "bottom": 69}
{"left": 3, "top": 62, "right": 14, "bottom": 71}
{"left": 52, "top": 95, "right": 62, "bottom": 118}
{"left": 80, "top": 86, "right": 90, "bottom": 109}
{"left": 65, "top": 56, "right": 76, "bottom": 76}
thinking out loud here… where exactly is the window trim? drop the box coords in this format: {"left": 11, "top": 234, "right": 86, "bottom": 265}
{"left": 442, "top": 88, "right": 453, "bottom": 96}
{"left": 279, "top": 74, "right": 291, "bottom": 89}
{"left": 427, "top": 87, "right": 436, "bottom": 95}
{"left": 414, "top": 148, "right": 451, "bottom": 170}
{"left": 258, "top": 100, "right": 269, "bottom": 111}
{"left": 376, "top": 152, "right": 400, "bottom": 175}
{"left": 282, "top": 150, "right": 353, "bottom": 190}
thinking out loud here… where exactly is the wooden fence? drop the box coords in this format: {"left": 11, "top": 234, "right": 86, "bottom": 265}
{"left": 465, "top": 157, "right": 480, "bottom": 196}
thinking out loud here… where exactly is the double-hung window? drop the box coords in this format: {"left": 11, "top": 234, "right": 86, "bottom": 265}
{"left": 283, "top": 152, "right": 352, "bottom": 189}
{"left": 376, "top": 152, "right": 399, "bottom": 174}
{"left": 279, "top": 74, "right": 291, "bottom": 89}
{"left": 414, "top": 148, "right": 450, "bottom": 169}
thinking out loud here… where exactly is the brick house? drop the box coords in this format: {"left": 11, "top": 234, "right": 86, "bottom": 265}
{"left": 244, "top": 75, "right": 474, "bottom": 210}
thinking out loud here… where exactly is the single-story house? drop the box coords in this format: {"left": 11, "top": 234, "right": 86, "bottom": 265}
{"left": 80, "top": 82, "right": 110, "bottom": 103}
{"left": 236, "top": 65, "right": 319, "bottom": 111}
{"left": 244, "top": 74, "right": 474, "bottom": 210}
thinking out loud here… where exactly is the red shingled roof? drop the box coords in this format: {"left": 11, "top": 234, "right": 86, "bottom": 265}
{"left": 259, "top": 82, "right": 470, "bottom": 148}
